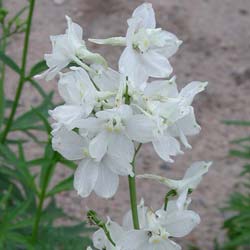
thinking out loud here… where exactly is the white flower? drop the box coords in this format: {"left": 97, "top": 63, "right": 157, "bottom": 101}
{"left": 126, "top": 80, "right": 207, "bottom": 162}
{"left": 37, "top": 16, "right": 106, "bottom": 81}
{"left": 49, "top": 67, "right": 96, "bottom": 129}
{"left": 93, "top": 218, "right": 124, "bottom": 250}
{"left": 52, "top": 126, "right": 133, "bottom": 198}
{"left": 119, "top": 194, "right": 200, "bottom": 250}
{"left": 138, "top": 161, "right": 212, "bottom": 194}
{"left": 156, "top": 190, "right": 201, "bottom": 238}
{"left": 49, "top": 67, "right": 114, "bottom": 129}
{"left": 119, "top": 200, "right": 182, "bottom": 250}
{"left": 89, "top": 3, "right": 182, "bottom": 82}
{"left": 74, "top": 105, "right": 135, "bottom": 163}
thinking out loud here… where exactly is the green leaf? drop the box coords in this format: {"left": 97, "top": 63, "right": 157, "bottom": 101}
{"left": 223, "top": 120, "right": 250, "bottom": 126}
{"left": 229, "top": 149, "right": 250, "bottom": 159}
{"left": 230, "top": 136, "right": 250, "bottom": 145}
{"left": 8, "top": 6, "right": 28, "bottom": 27}
{"left": 29, "top": 60, "right": 48, "bottom": 77}
{"left": 59, "top": 157, "right": 77, "bottom": 170}
{"left": 28, "top": 78, "right": 48, "bottom": 98}
{"left": 46, "top": 175, "right": 73, "bottom": 197}
{"left": 240, "top": 164, "right": 250, "bottom": 176}
{"left": 0, "top": 50, "right": 21, "bottom": 73}
{"left": 39, "top": 143, "right": 58, "bottom": 189}
{"left": 10, "top": 92, "right": 53, "bottom": 131}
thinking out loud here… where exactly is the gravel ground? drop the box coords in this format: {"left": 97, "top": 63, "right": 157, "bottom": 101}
{"left": 4, "top": 0, "right": 250, "bottom": 249}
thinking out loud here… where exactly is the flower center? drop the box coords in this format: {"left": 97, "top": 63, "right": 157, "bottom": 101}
{"left": 105, "top": 116, "right": 124, "bottom": 132}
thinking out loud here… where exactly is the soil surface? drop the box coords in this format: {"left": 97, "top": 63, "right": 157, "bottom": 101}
{"left": 4, "top": 0, "right": 250, "bottom": 249}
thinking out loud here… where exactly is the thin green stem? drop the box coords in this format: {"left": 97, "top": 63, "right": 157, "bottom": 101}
{"left": 87, "top": 210, "right": 116, "bottom": 246}
{"left": 31, "top": 158, "right": 56, "bottom": 243}
{"left": 124, "top": 84, "right": 140, "bottom": 229}
{"left": 0, "top": 26, "right": 7, "bottom": 130}
{"left": 164, "top": 189, "right": 177, "bottom": 211}
{"left": 0, "top": 0, "right": 36, "bottom": 143}
{"left": 128, "top": 146, "right": 141, "bottom": 229}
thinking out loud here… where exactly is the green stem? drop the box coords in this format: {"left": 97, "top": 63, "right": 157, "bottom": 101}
{"left": 87, "top": 210, "right": 116, "bottom": 246}
{"left": 31, "top": 158, "right": 56, "bottom": 243}
{"left": 0, "top": 27, "right": 7, "bottom": 130}
{"left": 124, "top": 84, "right": 140, "bottom": 229}
{"left": 0, "top": 0, "right": 36, "bottom": 143}
{"left": 128, "top": 144, "right": 142, "bottom": 229}
{"left": 164, "top": 189, "right": 177, "bottom": 211}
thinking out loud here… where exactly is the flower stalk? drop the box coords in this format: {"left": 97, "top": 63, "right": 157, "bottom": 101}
{"left": 0, "top": 0, "right": 36, "bottom": 143}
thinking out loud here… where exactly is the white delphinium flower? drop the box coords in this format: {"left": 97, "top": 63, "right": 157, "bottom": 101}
{"left": 119, "top": 196, "right": 199, "bottom": 250}
{"left": 89, "top": 3, "right": 182, "bottom": 82}
{"left": 155, "top": 190, "right": 201, "bottom": 238}
{"left": 138, "top": 161, "right": 212, "bottom": 194}
{"left": 126, "top": 79, "right": 208, "bottom": 162}
{"left": 52, "top": 126, "right": 134, "bottom": 198}
{"left": 74, "top": 105, "right": 135, "bottom": 162}
{"left": 37, "top": 16, "right": 106, "bottom": 81}
{"left": 49, "top": 67, "right": 115, "bottom": 129}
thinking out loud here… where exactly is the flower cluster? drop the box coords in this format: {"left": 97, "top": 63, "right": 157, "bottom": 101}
{"left": 38, "top": 2, "right": 211, "bottom": 249}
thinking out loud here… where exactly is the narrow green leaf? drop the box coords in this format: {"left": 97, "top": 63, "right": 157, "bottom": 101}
{"left": 39, "top": 143, "right": 57, "bottom": 189}
{"left": 10, "top": 92, "right": 53, "bottom": 131}
{"left": 0, "top": 50, "right": 21, "bottom": 73}
{"left": 29, "top": 60, "right": 48, "bottom": 77}
{"left": 223, "top": 120, "right": 250, "bottom": 126}
{"left": 46, "top": 175, "right": 73, "bottom": 197}
{"left": 26, "top": 157, "right": 48, "bottom": 167}
{"left": 229, "top": 149, "right": 250, "bottom": 159}
{"left": 27, "top": 78, "right": 47, "bottom": 98}
{"left": 231, "top": 136, "right": 250, "bottom": 144}
{"left": 59, "top": 157, "right": 77, "bottom": 170}
{"left": 8, "top": 5, "right": 28, "bottom": 27}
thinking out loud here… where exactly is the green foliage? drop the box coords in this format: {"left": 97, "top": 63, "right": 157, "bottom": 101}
{"left": 220, "top": 120, "right": 250, "bottom": 249}
{"left": 0, "top": 1, "right": 93, "bottom": 249}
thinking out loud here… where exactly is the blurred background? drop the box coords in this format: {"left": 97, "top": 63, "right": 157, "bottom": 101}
{"left": 3, "top": 0, "right": 250, "bottom": 249}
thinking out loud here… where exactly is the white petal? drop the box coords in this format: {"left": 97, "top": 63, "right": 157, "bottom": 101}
{"left": 90, "top": 64, "right": 120, "bottom": 92}
{"left": 184, "top": 161, "right": 211, "bottom": 179}
{"left": 73, "top": 117, "right": 103, "bottom": 134}
{"left": 180, "top": 81, "right": 208, "bottom": 105}
{"left": 126, "top": 114, "right": 155, "bottom": 143}
{"left": 176, "top": 107, "right": 201, "bottom": 136}
{"left": 119, "top": 47, "right": 148, "bottom": 85}
{"left": 49, "top": 105, "right": 87, "bottom": 129}
{"left": 140, "top": 50, "right": 173, "bottom": 78}
{"left": 132, "top": 3, "right": 156, "bottom": 28}
{"left": 161, "top": 239, "right": 182, "bottom": 250}
{"left": 144, "top": 78, "right": 178, "bottom": 98}
{"left": 118, "top": 230, "right": 148, "bottom": 250}
{"left": 58, "top": 67, "right": 95, "bottom": 105}
{"left": 73, "top": 159, "right": 98, "bottom": 197}
{"left": 94, "top": 164, "right": 119, "bottom": 198}
{"left": 108, "top": 134, "right": 134, "bottom": 162}
{"left": 65, "top": 15, "right": 83, "bottom": 42}
{"left": 153, "top": 30, "right": 182, "bottom": 58}
{"left": 93, "top": 228, "right": 107, "bottom": 250}
{"left": 103, "top": 154, "right": 133, "bottom": 176}
{"left": 106, "top": 220, "right": 125, "bottom": 243}
{"left": 165, "top": 210, "right": 200, "bottom": 237}
{"left": 153, "top": 135, "right": 182, "bottom": 162}
{"left": 89, "top": 37, "right": 126, "bottom": 46}
{"left": 182, "top": 161, "right": 212, "bottom": 190}
{"left": 89, "top": 131, "right": 109, "bottom": 161}
{"left": 52, "top": 127, "right": 86, "bottom": 160}
{"left": 123, "top": 199, "right": 148, "bottom": 230}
